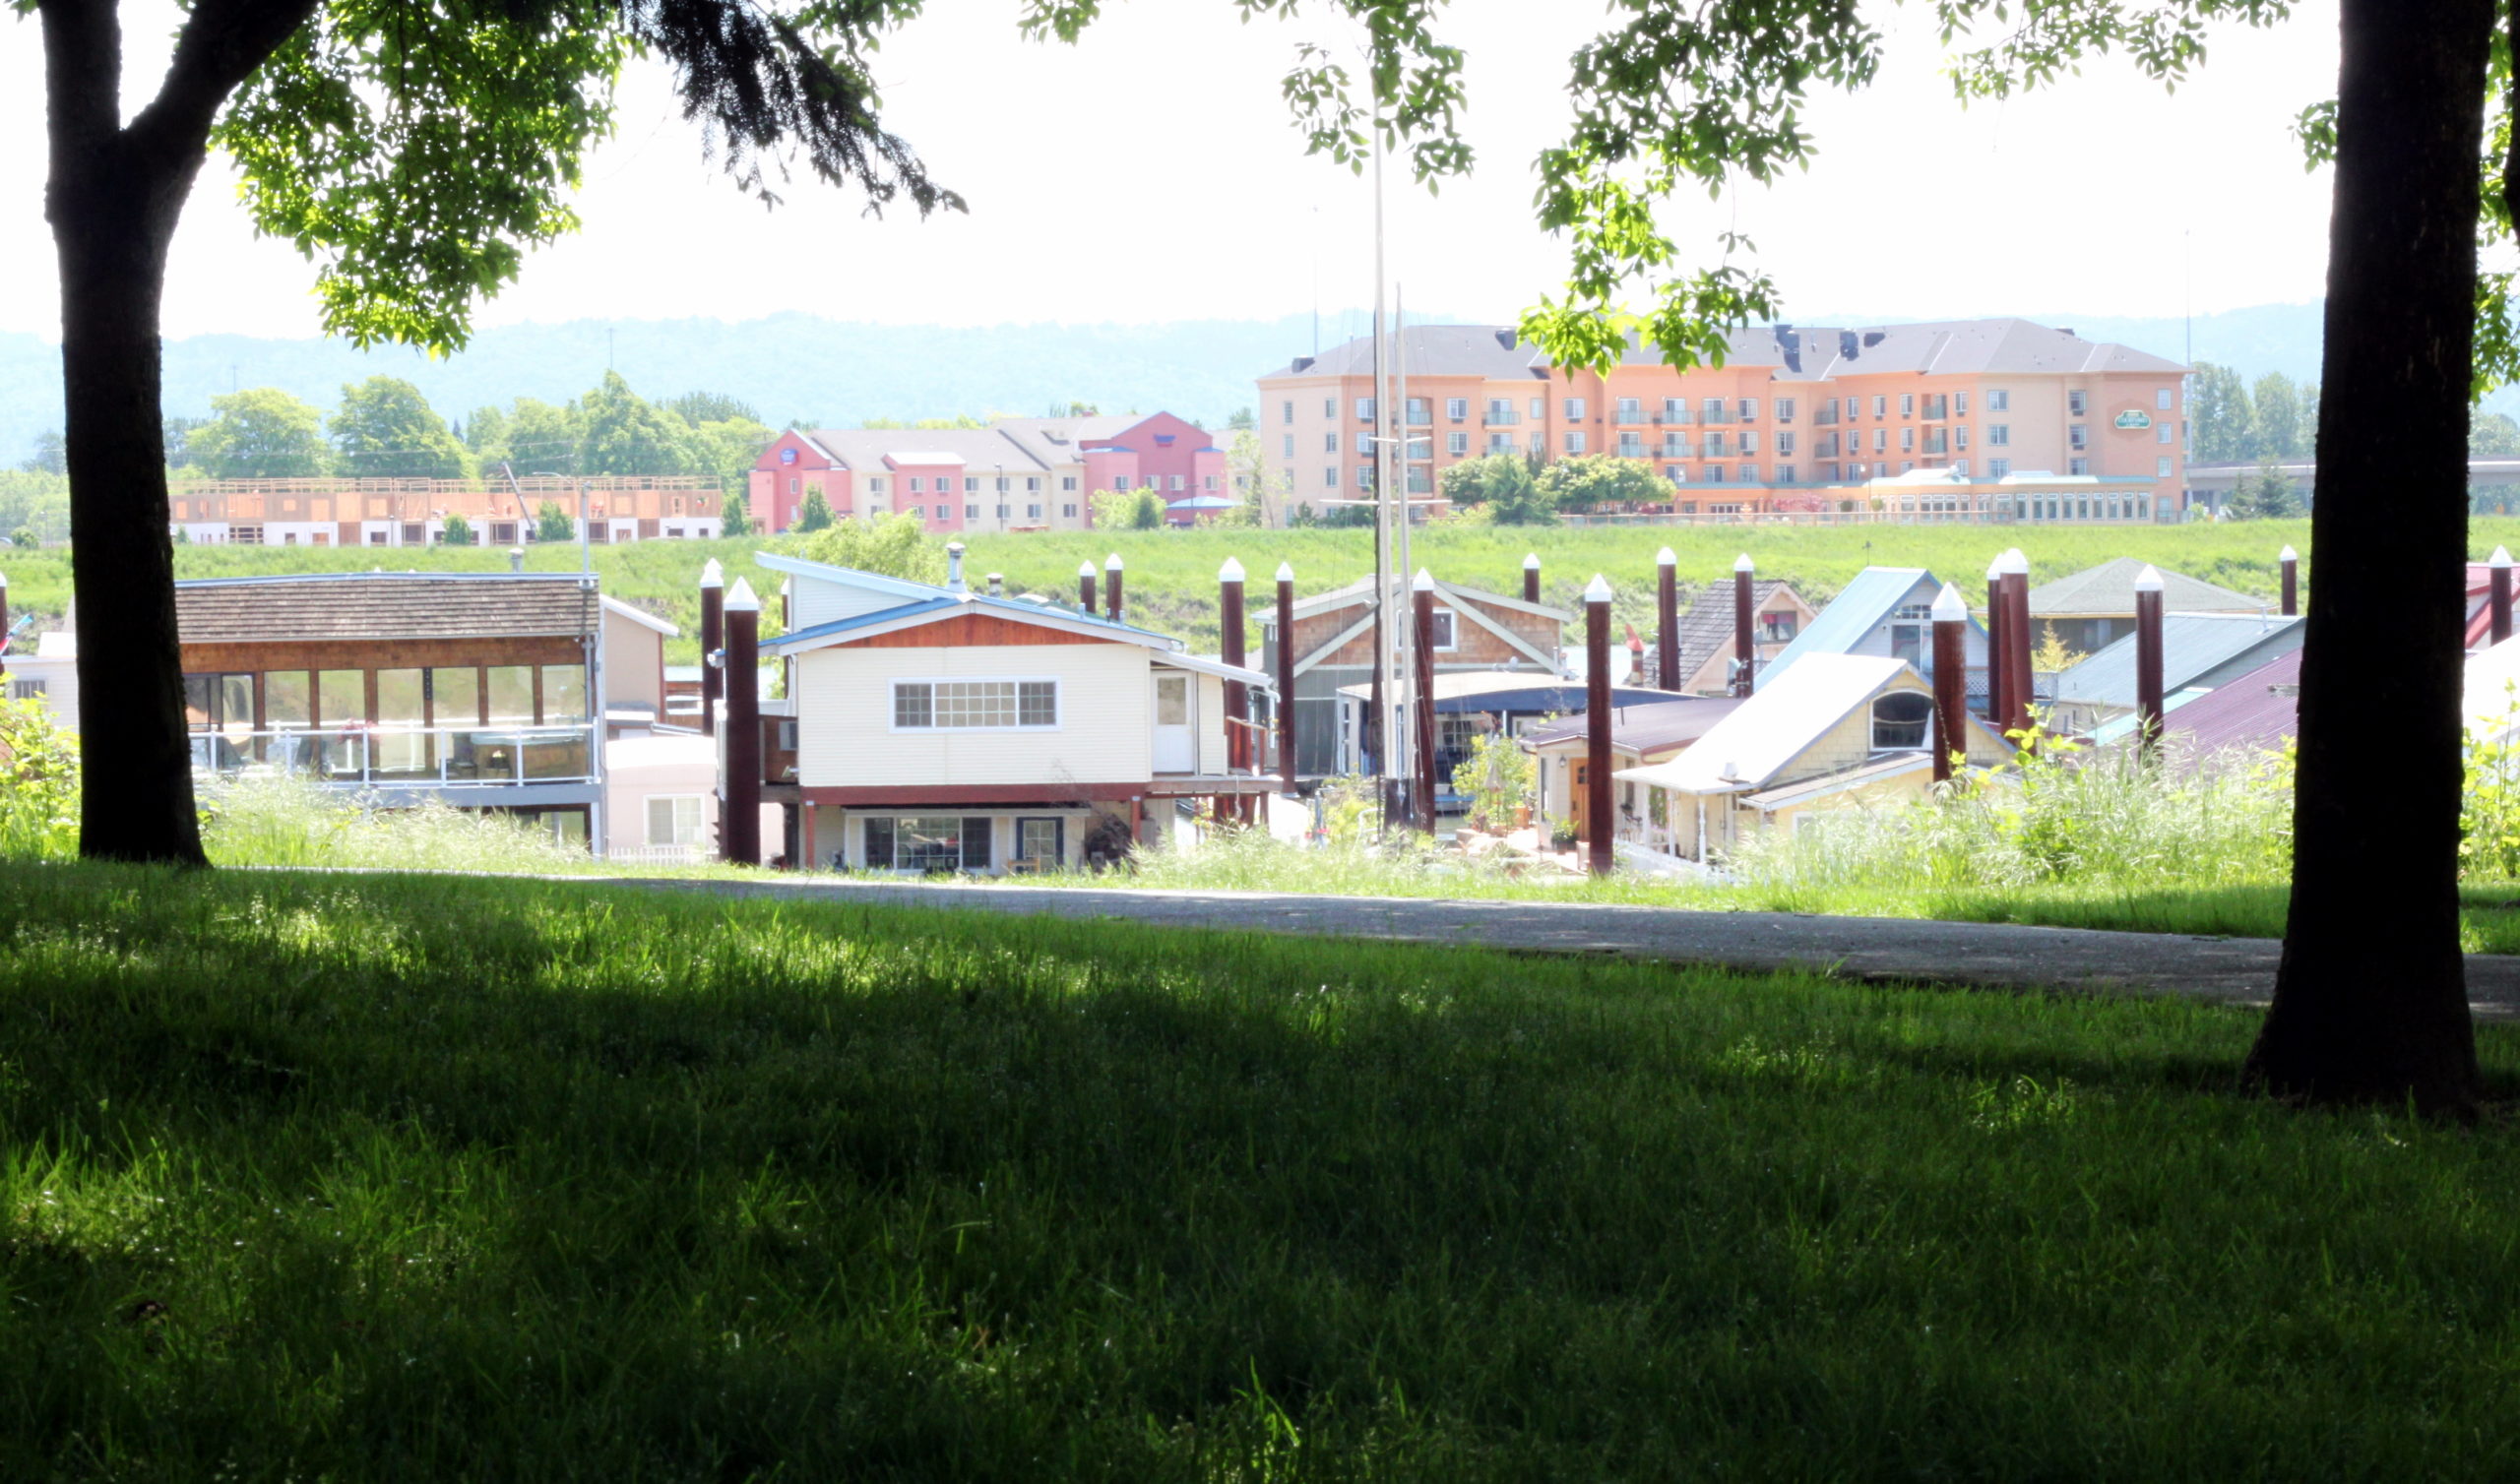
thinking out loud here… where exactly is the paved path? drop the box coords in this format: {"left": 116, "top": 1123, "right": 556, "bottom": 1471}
{"left": 595, "top": 875, "right": 2520, "bottom": 1021}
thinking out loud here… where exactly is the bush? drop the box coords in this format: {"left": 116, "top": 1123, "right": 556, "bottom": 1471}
{"left": 536, "top": 500, "right": 575, "bottom": 542}
{"left": 441, "top": 514, "right": 474, "bottom": 546}
{"left": 0, "top": 698, "right": 78, "bottom": 858}
{"left": 201, "top": 778, "right": 587, "bottom": 873}
{"left": 1091, "top": 487, "right": 1166, "bottom": 530}
{"left": 794, "top": 489, "right": 837, "bottom": 532}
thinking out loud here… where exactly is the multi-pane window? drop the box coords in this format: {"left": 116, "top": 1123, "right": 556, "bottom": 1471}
{"left": 967, "top": 504, "right": 981, "bottom": 521}
{"left": 2068, "top": 390, "right": 2088, "bottom": 416}
{"left": 1900, "top": 394, "right": 1916, "bottom": 416}
{"left": 1739, "top": 430, "right": 1760, "bottom": 455}
{"left": 1954, "top": 392, "right": 1970, "bottom": 416}
{"left": 2157, "top": 421, "right": 2174, "bottom": 445}
{"left": 892, "top": 679, "right": 1058, "bottom": 731}
{"left": 1776, "top": 431, "right": 1796, "bottom": 456}
{"left": 1564, "top": 397, "right": 1588, "bottom": 420}
{"left": 1325, "top": 466, "right": 1338, "bottom": 488}
{"left": 1872, "top": 396, "right": 1888, "bottom": 418}
{"left": 1285, "top": 435, "right": 1295, "bottom": 458}
{"left": 1447, "top": 397, "right": 1469, "bottom": 421}
{"left": 1427, "top": 608, "right": 1458, "bottom": 649}
{"left": 864, "top": 815, "right": 991, "bottom": 873}
{"left": 1565, "top": 431, "right": 1587, "bottom": 455}
{"left": 1282, "top": 401, "right": 1294, "bottom": 424}
{"left": 1530, "top": 397, "right": 1545, "bottom": 421}
{"left": 1872, "top": 429, "right": 1888, "bottom": 452}
{"left": 1357, "top": 464, "right": 1374, "bottom": 488}
{"left": 1900, "top": 427, "right": 1915, "bottom": 452}
{"left": 2157, "top": 456, "right": 2174, "bottom": 477}
{"left": 1353, "top": 430, "right": 1372, "bottom": 454}
{"left": 1447, "top": 432, "right": 1469, "bottom": 456}
{"left": 1061, "top": 475, "right": 1077, "bottom": 491}
{"left": 1844, "top": 397, "right": 1860, "bottom": 418}
{"left": 1986, "top": 389, "right": 2010, "bottom": 411}
{"left": 2068, "top": 424, "right": 2089, "bottom": 451}
{"left": 1956, "top": 426, "right": 1971, "bottom": 451}
{"left": 647, "top": 795, "right": 704, "bottom": 848}
{"left": 2069, "top": 458, "right": 2091, "bottom": 476}
{"left": 1986, "top": 424, "right": 2011, "bottom": 447}
{"left": 1406, "top": 398, "right": 1431, "bottom": 425}
{"left": 1355, "top": 398, "right": 1375, "bottom": 421}
{"left": 1738, "top": 398, "right": 1760, "bottom": 421}
{"left": 1776, "top": 398, "right": 1796, "bottom": 423}
{"left": 1777, "top": 464, "right": 1796, "bottom": 484}
{"left": 1989, "top": 458, "right": 2011, "bottom": 477}
{"left": 1616, "top": 397, "right": 1642, "bottom": 420}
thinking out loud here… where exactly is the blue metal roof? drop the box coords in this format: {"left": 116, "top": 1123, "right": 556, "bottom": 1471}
{"left": 2053, "top": 613, "right": 2305, "bottom": 710}
{"left": 761, "top": 595, "right": 961, "bottom": 653}
{"left": 1428, "top": 683, "right": 1669, "bottom": 714}
{"left": 1760, "top": 568, "right": 1944, "bottom": 683}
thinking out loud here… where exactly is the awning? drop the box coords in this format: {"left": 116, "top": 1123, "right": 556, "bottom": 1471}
{"left": 1152, "top": 651, "right": 1275, "bottom": 689}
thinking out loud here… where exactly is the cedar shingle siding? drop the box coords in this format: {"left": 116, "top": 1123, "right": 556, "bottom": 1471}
{"left": 175, "top": 577, "right": 598, "bottom": 645}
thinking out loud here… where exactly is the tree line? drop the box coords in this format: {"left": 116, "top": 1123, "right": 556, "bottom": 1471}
{"left": 20, "top": 373, "right": 773, "bottom": 498}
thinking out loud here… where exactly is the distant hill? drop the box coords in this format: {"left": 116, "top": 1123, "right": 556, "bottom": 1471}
{"left": 7, "top": 300, "right": 2460, "bottom": 469}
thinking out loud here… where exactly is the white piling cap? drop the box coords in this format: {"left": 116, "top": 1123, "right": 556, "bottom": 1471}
{"left": 1078, "top": 560, "right": 1096, "bottom": 578}
{"left": 1929, "top": 582, "right": 1969, "bottom": 622}
{"left": 0, "top": 571, "right": 9, "bottom": 589}
{"left": 1997, "top": 548, "right": 2030, "bottom": 576}
{"left": 1584, "top": 574, "right": 1613, "bottom": 602}
{"left": 699, "top": 558, "right": 724, "bottom": 587}
{"left": 1657, "top": 546, "right": 1677, "bottom": 567}
{"left": 2494, "top": 546, "right": 2513, "bottom": 571}
{"left": 1985, "top": 556, "right": 2005, "bottom": 582}
{"left": 1105, "top": 552, "right": 1124, "bottom": 571}
{"left": 1732, "top": 553, "right": 1754, "bottom": 574}
{"left": 1276, "top": 561, "right": 1295, "bottom": 582}
{"left": 1413, "top": 568, "right": 1435, "bottom": 591}
{"left": 2279, "top": 545, "right": 2299, "bottom": 564}
{"left": 1220, "top": 557, "right": 1245, "bottom": 583}
{"left": 1524, "top": 552, "right": 1542, "bottom": 569}
{"left": 2132, "top": 564, "right": 2165, "bottom": 593}
{"left": 724, "top": 577, "right": 761, "bottom": 612}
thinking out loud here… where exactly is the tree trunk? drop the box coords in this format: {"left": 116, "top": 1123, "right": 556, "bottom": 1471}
{"left": 2245, "top": 0, "right": 2491, "bottom": 1110}
{"left": 44, "top": 4, "right": 207, "bottom": 865}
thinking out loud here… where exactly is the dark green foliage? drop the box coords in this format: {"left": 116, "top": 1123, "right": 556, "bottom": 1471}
{"left": 9, "top": 864, "right": 2520, "bottom": 1476}
{"left": 441, "top": 513, "right": 474, "bottom": 546}
{"left": 1442, "top": 453, "right": 1553, "bottom": 524}
{"left": 534, "top": 500, "right": 575, "bottom": 542}
{"left": 792, "top": 489, "right": 836, "bottom": 532}
{"left": 720, "top": 492, "right": 752, "bottom": 538}
{"left": 1538, "top": 452, "right": 1669, "bottom": 512}
{"left": 578, "top": 372, "right": 699, "bottom": 477}
{"left": 18, "top": 432, "right": 65, "bottom": 476}
{"left": 663, "top": 392, "right": 759, "bottom": 426}
{"left": 188, "top": 389, "right": 332, "bottom": 479}
{"left": 331, "top": 376, "right": 469, "bottom": 479}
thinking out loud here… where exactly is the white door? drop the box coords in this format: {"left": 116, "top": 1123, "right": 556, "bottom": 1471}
{"left": 1152, "top": 672, "right": 1195, "bottom": 773}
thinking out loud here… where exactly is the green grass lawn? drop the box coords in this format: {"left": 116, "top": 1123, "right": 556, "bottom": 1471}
{"left": 18, "top": 515, "right": 2515, "bottom": 660}
{"left": 11, "top": 862, "right": 2520, "bottom": 1479}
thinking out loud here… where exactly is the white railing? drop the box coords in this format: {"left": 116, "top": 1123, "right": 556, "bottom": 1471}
{"left": 612, "top": 841, "right": 705, "bottom": 865}
{"left": 189, "top": 723, "right": 599, "bottom": 788}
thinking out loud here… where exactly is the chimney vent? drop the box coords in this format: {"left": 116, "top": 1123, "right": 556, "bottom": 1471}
{"left": 945, "top": 541, "right": 967, "bottom": 593}
{"left": 987, "top": 572, "right": 1004, "bottom": 597}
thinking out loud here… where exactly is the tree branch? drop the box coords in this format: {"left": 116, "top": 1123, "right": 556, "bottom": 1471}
{"left": 122, "top": 0, "right": 321, "bottom": 177}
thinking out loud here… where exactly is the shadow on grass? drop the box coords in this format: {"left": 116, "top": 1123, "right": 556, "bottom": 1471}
{"left": 8, "top": 863, "right": 2520, "bottom": 1480}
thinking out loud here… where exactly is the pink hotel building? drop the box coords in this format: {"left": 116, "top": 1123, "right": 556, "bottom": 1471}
{"left": 1256, "top": 318, "right": 2190, "bottom": 520}
{"left": 748, "top": 412, "right": 1228, "bottom": 535}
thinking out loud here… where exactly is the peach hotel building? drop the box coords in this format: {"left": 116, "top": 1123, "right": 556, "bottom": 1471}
{"left": 1256, "top": 318, "right": 2189, "bottom": 522}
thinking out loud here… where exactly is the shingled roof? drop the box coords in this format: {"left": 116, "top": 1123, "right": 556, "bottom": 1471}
{"left": 1646, "top": 579, "right": 1798, "bottom": 689}
{"left": 175, "top": 574, "right": 600, "bottom": 645}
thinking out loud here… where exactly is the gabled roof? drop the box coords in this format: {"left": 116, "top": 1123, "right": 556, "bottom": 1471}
{"left": 2029, "top": 557, "right": 2265, "bottom": 618}
{"left": 1758, "top": 568, "right": 1945, "bottom": 684}
{"left": 174, "top": 573, "right": 598, "bottom": 645}
{"left": 796, "top": 427, "right": 1052, "bottom": 473}
{"left": 2052, "top": 613, "right": 2305, "bottom": 709}
{"left": 1660, "top": 579, "right": 1807, "bottom": 688}
{"left": 2166, "top": 648, "right": 2300, "bottom": 756}
{"left": 1630, "top": 653, "right": 1912, "bottom": 793}
{"left": 1250, "top": 574, "right": 1573, "bottom": 626}
{"left": 601, "top": 595, "right": 680, "bottom": 638}
{"left": 756, "top": 552, "right": 1226, "bottom": 662}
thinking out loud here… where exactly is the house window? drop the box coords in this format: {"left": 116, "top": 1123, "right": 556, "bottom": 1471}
{"left": 647, "top": 795, "right": 703, "bottom": 848}
{"left": 864, "top": 815, "right": 992, "bottom": 874}
{"left": 7, "top": 678, "right": 45, "bottom": 700}
{"left": 1871, "top": 691, "right": 1933, "bottom": 751}
{"left": 1427, "top": 607, "right": 1458, "bottom": 650}
{"left": 1759, "top": 611, "right": 1797, "bottom": 643}
{"left": 1016, "top": 816, "right": 1064, "bottom": 868}
{"left": 893, "top": 679, "right": 1058, "bottom": 731}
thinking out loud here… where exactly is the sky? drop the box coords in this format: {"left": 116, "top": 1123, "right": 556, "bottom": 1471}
{"left": 0, "top": 0, "right": 2347, "bottom": 343}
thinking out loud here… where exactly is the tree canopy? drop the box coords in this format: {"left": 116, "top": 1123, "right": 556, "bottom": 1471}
{"left": 330, "top": 376, "right": 469, "bottom": 479}
{"left": 188, "top": 389, "right": 333, "bottom": 479}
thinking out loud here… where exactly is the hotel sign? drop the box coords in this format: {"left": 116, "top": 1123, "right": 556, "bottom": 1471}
{"left": 2113, "top": 410, "right": 2153, "bottom": 429}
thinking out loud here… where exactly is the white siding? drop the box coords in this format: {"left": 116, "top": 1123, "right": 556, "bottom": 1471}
{"left": 601, "top": 607, "right": 665, "bottom": 714}
{"left": 790, "top": 573, "right": 910, "bottom": 632}
{"left": 1194, "top": 671, "right": 1227, "bottom": 774}
{"left": 794, "top": 642, "right": 1152, "bottom": 787}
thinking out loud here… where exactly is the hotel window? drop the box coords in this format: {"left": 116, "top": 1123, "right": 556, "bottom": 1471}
{"left": 2157, "top": 387, "right": 2174, "bottom": 410}
{"left": 2157, "top": 421, "right": 2174, "bottom": 444}
{"left": 1706, "top": 431, "right": 1729, "bottom": 457}
{"left": 1986, "top": 424, "right": 2010, "bottom": 447}
{"left": 1952, "top": 460, "right": 1970, "bottom": 477}
{"left": 1872, "top": 396, "right": 1887, "bottom": 417}
{"left": 1063, "top": 503, "right": 1078, "bottom": 518}
{"left": 1113, "top": 476, "right": 1131, "bottom": 491}
{"left": 1029, "top": 504, "right": 1043, "bottom": 519}
{"left": 1564, "top": 397, "right": 1587, "bottom": 420}
{"left": 1872, "top": 429, "right": 1887, "bottom": 452}
{"left": 1530, "top": 397, "right": 1545, "bottom": 420}
{"left": 1900, "top": 427, "right": 1915, "bottom": 452}
{"left": 2157, "top": 456, "right": 2174, "bottom": 477}
{"left": 868, "top": 476, "right": 887, "bottom": 494}
{"left": 908, "top": 476, "right": 923, "bottom": 493}
{"left": 1738, "top": 398, "right": 1760, "bottom": 421}
{"left": 1406, "top": 397, "right": 1431, "bottom": 425}
{"left": 1355, "top": 398, "right": 1376, "bottom": 422}
{"left": 1282, "top": 401, "right": 1294, "bottom": 424}
{"left": 893, "top": 679, "right": 1058, "bottom": 731}
{"left": 1705, "top": 464, "right": 1726, "bottom": 483}
{"left": 967, "top": 504, "right": 980, "bottom": 520}
{"left": 1844, "top": 397, "right": 1859, "bottom": 418}
{"left": 1955, "top": 426, "right": 1970, "bottom": 450}
{"left": 2069, "top": 424, "right": 2089, "bottom": 450}
{"left": 2069, "top": 458, "right": 2091, "bottom": 475}
{"left": 1616, "top": 397, "right": 1641, "bottom": 420}
{"left": 1061, "top": 476, "right": 1077, "bottom": 491}
{"left": 1740, "top": 430, "right": 1760, "bottom": 455}
{"left": 1324, "top": 467, "right": 1338, "bottom": 488}
{"left": 2068, "top": 390, "right": 2088, "bottom": 415}
{"left": 1204, "top": 475, "right": 1218, "bottom": 491}
{"left": 1739, "top": 464, "right": 1762, "bottom": 483}
{"left": 1666, "top": 464, "right": 1686, "bottom": 483}
{"left": 994, "top": 476, "right": 1011, "bottom": 492}
{"left": 1357, "top": 464, "right": 1374, "bottom": 488}
{"left": 1777, "top": 464, "right": 1797, "bottom": 484}
{"left": 1447, "top": 432, "right": 1469, "bottom": 456}
{"left": 1530, "top": 431, "right": 1545, "bottom": 455}
{"left": 1986, "top": 389, "right": 2010, "bottom": 411}
{"left": 1900, "top": 394, "right": 1915, "bottom": 416}
{"left": 1776, "top": 398, "right": 1796, "bottom": 423}
{"left": 1168, "top": 474, "right": 1185, "bottom": 491}
{"left": 1989, "top": 459, "right": 2010, "bottom": 477}
{"left": 1353, "top": 430, "right": 1371, "bottom": 454}
{"left": 1663, "top": 397, "right": 1688, "bottom": 421}
{"left": 1447, "top": 397, "right": 1469, "bottom": 421}
{"left": 1564, "top": 431, "right": 1587, "bottom": 455}
{"left": 1325, "top": 432, "right": 1338, "bottom": 453}
{"left": 964, "top": 476, "right": 979, "bottom": 493}
{"left": 1489, "top": 434, "right": 1514, "bottom": 454}
{"left": 1954, "top": 392, "right": 1970, "bottom": 415}
{"left": 788, "top": 477, "right": 798, "bottom": 495}
{"left": 1776, "top": 431, "right": 1796, "bottom": 456}
{"left": 1702, "top": 397, "right": 1727, "bottom": 422}
{"left": 1284, "top": 435, "right": 1295, "bottom": 458}
{"left": 908, "top": 505, "right": 925, "bottom": 520}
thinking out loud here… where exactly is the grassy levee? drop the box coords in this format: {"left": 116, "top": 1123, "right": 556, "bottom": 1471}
{"left": 11, "top": 862, "right": 2520, "bottom": 1479}
{"left": 24, "top": 515, "right": 2520, "bottom": 660}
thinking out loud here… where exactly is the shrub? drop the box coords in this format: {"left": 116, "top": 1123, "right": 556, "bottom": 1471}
{"left": 201, "top": 778, "right": 586, "bottom": 873}
{"left": 441, "top": 514, "right": 474, "bottom": 546}
{"left": 536, "top": 500, "right": 575, "bottom": 541}
{"left": 0, "top": 698, "right": 78, "bottom": 858}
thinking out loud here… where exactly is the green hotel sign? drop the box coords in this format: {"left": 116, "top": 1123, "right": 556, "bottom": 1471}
{"left": 2113, "top": 409, "right": 2153, "bottom": 429}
